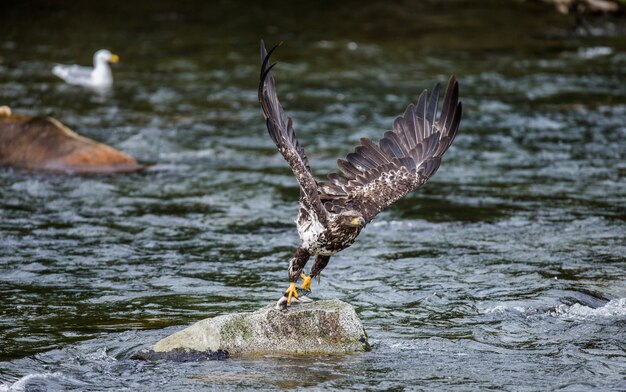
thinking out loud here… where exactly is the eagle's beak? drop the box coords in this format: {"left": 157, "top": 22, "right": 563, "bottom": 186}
{"left": 350, "top": 217, "right": 365, "bottom": 227}
{"left": 109, "top": 54, "right": 120, "bottom": 64}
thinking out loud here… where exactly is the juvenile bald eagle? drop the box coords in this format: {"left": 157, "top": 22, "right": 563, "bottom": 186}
{"left": 258, "top": 42, "right": 462, "bottom": 308}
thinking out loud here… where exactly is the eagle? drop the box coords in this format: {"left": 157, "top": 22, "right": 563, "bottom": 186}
{"left": 258, "top": 42, "right": 462, "bottom": 309}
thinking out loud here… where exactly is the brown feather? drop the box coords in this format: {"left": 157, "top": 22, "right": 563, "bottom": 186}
{"left": 258, "top": 41, "right": 328, "bottom": 225}
{"left": 324, "top": 76, "right": 462, "bottom": 222}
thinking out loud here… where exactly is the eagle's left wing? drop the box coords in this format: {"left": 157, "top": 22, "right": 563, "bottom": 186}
{"left": 319, "top": 77, "right": 462, "bottom": 223}
{"left": 259, "top": 41, "right": 328, "bottom": 225}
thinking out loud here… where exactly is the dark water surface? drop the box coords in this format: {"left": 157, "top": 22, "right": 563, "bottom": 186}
{"left": 1, "top": 1, "right": 625, "bottom": 390}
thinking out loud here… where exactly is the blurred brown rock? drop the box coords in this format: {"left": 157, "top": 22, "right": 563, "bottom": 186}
{"left": 0, "top": 107, "right": 143, "bottom": 174}
{"left": 538, "top": 0, "right": 621, "bottom": 14}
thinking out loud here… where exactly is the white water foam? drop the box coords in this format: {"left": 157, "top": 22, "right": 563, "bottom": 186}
{"left": 481, "top": 304, "right": 527, "bottom": 314}
{"left": 0, "top": 372, "right": 85, "bottom": 391}
{"left": 577, "top": 46, "right": 613, "bottom": 59}
{"left": 552, "top": 298, "right": 626, "bottom": 320}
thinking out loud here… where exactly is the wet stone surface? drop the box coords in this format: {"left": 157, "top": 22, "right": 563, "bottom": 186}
{"left": 141, "top": 300, "right": 369, "bottom": 357}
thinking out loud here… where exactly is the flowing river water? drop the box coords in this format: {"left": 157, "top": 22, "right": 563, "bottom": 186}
{"left": 1, "top": 1, "right": 625, "bottom": 390}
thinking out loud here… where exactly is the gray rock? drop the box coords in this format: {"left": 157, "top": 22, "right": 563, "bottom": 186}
{"left": 137, "top": 299, "right": 369, "bottom": 359}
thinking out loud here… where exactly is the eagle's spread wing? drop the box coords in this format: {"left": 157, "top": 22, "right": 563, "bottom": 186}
{"left": 319, "top": 77, "right": 462, "bottom": 222}
{"left": 258, "top": 41, "right": 328, "bottom": 224}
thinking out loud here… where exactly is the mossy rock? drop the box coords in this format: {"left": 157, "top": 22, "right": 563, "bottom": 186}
{"left": 141, "top": 299, "right": 369, "bottom": 359}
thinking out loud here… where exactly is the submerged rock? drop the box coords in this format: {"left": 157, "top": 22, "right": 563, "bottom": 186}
{"left": 131, "top": 347, "right": 230, "bottom": 362}
{"left": 135, "top": 299, "right": 369, "bottom": 360}
{"left": 0, "top": 107, "right": 143, "bottom": 174}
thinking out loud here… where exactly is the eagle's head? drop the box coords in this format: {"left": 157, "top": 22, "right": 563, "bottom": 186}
{"left": 338, "top": 210, "right": 366, "bottom": 230}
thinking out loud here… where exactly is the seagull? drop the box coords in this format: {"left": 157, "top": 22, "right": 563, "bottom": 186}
{"left": 52, "top": 49, "right": 119, "bottom": 89}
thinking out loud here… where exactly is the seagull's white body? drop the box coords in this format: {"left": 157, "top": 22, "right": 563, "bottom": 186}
{"left": 52, "top": 49, "right": 119, "bottom": 89}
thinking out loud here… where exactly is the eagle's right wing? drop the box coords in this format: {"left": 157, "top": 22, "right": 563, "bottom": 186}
{"left": 318, "top": 77, "right": 462, "bottom": 223}
{"left": 259, "top": 41, "right": 328, "bottom": 224}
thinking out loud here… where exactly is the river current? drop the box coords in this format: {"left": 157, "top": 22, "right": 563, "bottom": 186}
{"left": 1, "top": 1, "right": 625, "bottom": 390}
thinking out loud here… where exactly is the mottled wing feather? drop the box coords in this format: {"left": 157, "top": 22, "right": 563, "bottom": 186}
{"left": 320, "top": 76, "right": 462, "bottom": 222}
{"left": 426, "top": 83, "right": 441, "bottom": 133}
{"left": 259, "top": 42, "right": 310, "bottom": 172}
{"left": 259, "top": 41, "right": 328, "bottom": 224}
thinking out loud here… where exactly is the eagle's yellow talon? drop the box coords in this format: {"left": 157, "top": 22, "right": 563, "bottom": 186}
{"left": 285, "top": 282, "right": 298, "bottom": 303}
{"left": 300, "top": 273, "right": 312, "bottom": 291}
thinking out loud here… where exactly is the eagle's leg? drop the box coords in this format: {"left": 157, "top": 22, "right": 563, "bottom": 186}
{"left": 299, "top": 255, "right": 330, "bottom": 296}
{"left": 310, "top": 255, "right": 331, "bottom": 282}
{"left": 276, "top": 247, "right": 310, "bottom": 309}
{"left": 291, "top": 255, "right": 329, "bottom": 302}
